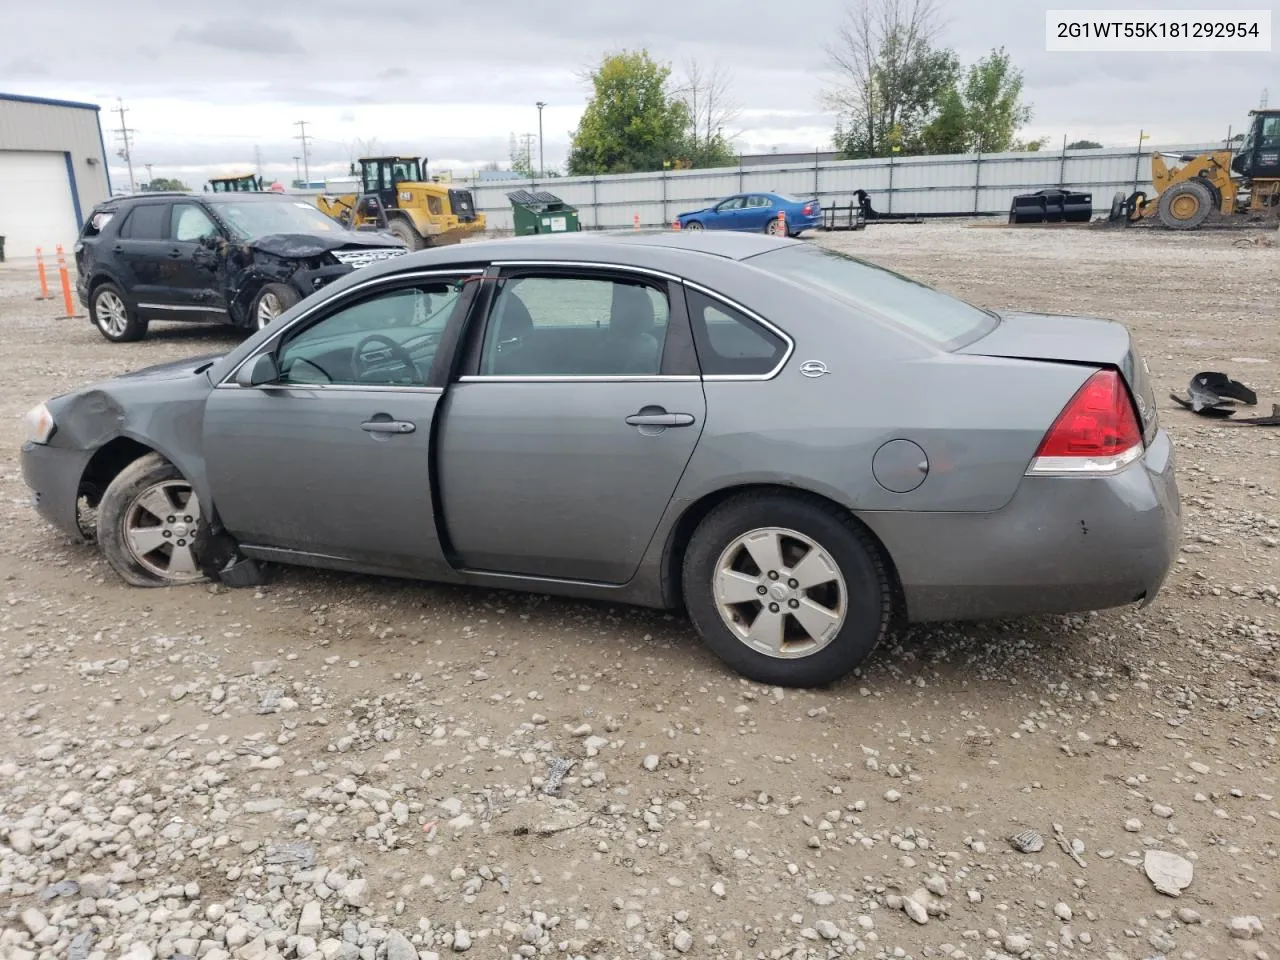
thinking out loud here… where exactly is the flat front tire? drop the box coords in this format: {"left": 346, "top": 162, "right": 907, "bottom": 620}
{"left": 682, "top": 493, "right": 892, "bottom": 687}
{"left": 97, "top": 454, "right": 206, "bottom": 588}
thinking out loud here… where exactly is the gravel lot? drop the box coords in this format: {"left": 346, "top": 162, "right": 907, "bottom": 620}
{"left": 1, "top": 221, "right": 1277, "bottom": 960}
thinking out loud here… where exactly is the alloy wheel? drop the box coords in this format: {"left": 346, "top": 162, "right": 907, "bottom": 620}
{"left": 121, "top": 480, "right": 204, "bottom": 583}
{"left": 95, "top": 291, "right": 129, "bottom": 338}
{"left": 712, "top": 526, "right": 847, "bottom": 659}
{"left": 256, "top": 291, "right": 282, "bottom": 330}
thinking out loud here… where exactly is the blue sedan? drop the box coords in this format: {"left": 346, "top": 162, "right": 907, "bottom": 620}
{"left": 676, "top": 192, "right": 822, "bottom": 236}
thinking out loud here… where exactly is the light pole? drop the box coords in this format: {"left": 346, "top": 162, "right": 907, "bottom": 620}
{"left": 535, "top": 101, "right": 546, "bottom": 178}
{"left": 293, "top": 156, "right": 302, "bottom": 183}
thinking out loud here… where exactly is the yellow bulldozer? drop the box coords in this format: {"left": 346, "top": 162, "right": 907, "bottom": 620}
{"left": 315, "top": 156, "right": 485, "bottom": 249}
{"left": 1110, "top": 108, "right": 1280, "bottom": 229}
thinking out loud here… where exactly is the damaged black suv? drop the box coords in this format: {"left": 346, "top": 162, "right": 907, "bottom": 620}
{"left": 74, "top": 192, "right": 407, "bottom": 342}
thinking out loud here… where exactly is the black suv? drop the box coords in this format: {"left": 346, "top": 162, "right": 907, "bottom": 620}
{"left": 74, "top": 192, "right": 407, "bottom": 342}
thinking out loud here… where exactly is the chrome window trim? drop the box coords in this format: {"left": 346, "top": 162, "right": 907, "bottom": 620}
{"left": 216, "top": 383, "right": 445, "bottom": 395}
{"left": 490, "top": 260, "right": 681, "bottom": 282}
{"left": 680, "top": 280, "right": 795, "bottom": 382}
{"left": 457, "top": 375, "right": 700, "bottom": 384}
{"left": 216, "top": 267, "right": 484, "bottom": 388}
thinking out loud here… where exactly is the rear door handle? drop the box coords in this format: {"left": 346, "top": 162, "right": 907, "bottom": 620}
{"left": 168, "top": 248, "right": 183, "bottom": 258}
{"left": 626, "top": 412, "right": 695, "bottom": 427}
{"left": 361, "top": 419, "right": 416, "bottom": 434}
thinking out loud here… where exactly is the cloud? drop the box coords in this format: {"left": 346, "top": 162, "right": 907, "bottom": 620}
{"left": 174, "top": 19, "right": 304, "bottom": 56}
{"left": 3, "top": 58, "right": 50, "bottom": 77}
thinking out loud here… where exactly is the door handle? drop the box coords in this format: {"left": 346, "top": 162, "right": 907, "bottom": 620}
{"left": 626, "top": 411, "right": 695, "bottom": 427}
{"left": 168, "top": 248, "right": 183, "bottom": 258}
{"left": 361, "top": 419, "right": 416, "bottom": 434}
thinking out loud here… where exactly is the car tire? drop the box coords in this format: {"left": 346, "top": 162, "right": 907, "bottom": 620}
{"left": 682, "top": 492, "right": 893, "bottom": 687}
{"left": 251, "top": 283, "right": 300, "bottom": 331}
{"left": 90, "top": 282, "right": 147, "bottom": 343}
{"left": 684, "top": 220, "right": 703, "bottom": 231}
{"left": 766, "top": 216, "right": 786, "bottom": 236}
{"left": 388, "top": 219, "right": 425, "bottom": 250}
{"left": 97, "top": 453, "right": 207, "bottom": 588}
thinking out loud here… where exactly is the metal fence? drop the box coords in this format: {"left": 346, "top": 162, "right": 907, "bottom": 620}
{"left": 462, "top": 142, "right": 1223, "bottom": 231}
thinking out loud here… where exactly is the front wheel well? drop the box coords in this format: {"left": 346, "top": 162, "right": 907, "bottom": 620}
{"left": 661, "top": 483, "right": 906, "bottom": 621}
{"left": 79, "top": 437, "right": 157, "bottom": 508}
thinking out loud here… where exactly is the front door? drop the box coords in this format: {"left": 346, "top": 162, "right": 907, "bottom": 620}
{"left": 166, "top": 202, "right": 227, "bottom": 322}
{"left": 710, "top": 196, "right": 745, "bottom": 229}
{"left": 436, "top": 268, "right": 706, "bottom": 583}
{"left": 202, "top": 273, "right": 475, "bottom": 576}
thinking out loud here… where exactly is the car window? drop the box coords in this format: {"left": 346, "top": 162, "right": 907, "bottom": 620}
{"left": 480, "top": 275, "right": 671, "bottom": 377}
{"left": 120, "top": 204, "right": 168, "bottom": 241}
{"left": 747, "top": 196, "right": 771, "bottom": 208}
{"left": 171, "top": 204, "right": 220, "bottom": 242}
{"left": 1261, "top": 116, "right": 1280, "bottom": 147}
{"left": 717, "top": 197, "right": 744, "bottom": 211}
{"left": 747, "top": 244, "right": 997, "bottom": 349}
{"left": 685, "top": 290, "right": 787, "bottom": 377}
{"left": 275, "top": 281, "right": 462, "bottom": 387}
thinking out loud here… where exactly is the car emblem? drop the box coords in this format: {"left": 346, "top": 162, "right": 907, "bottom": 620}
{"left": 799, "top": 361, "right": 830, "bottom": 378}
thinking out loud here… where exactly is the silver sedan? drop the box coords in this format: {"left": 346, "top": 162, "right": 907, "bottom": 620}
{"left": 20, "top": 231, "right": 1181, "bottom": 687}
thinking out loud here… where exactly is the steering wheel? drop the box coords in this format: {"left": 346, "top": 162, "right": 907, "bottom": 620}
{"left": 352, "top": 334, "right": 419, "bottom": 383}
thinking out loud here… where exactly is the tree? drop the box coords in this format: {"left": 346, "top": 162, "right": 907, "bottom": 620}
{"left": 675, "top": 58, "right": 740, "bottom": 167}
{"left": 919, "top": 86, "right": 968, "bottom": 154}
{"left": 959, "top": 48, "right": 1031, "bottom": 152}
{"left": 568, "top": 50, "right": 690, "bottom": 174}
{"left": 147, "top": 177, "right": 190, "bottom": 191}
{"left": 1066, "top": 139, "right": 1103, "bottom": 150}
{"left": 508, "top": 133, "right": 533, "bottom": 177}
{"left": 822, "top": 0, "right": 959, "bottom": 158}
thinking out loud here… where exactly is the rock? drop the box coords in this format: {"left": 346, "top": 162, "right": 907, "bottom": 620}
{"left": 298, "top": 901, "right": 323, "bottom": 937}
{"left": 341, "top": 878, "right": 369, "bottom": 908}
{"left": 1152, "top": 803, "right": 1174, "bottom": 818}
{"left": 244, "top": 798, "right": 283, "bottom": 814}
{"left": 673, "top": 930, "right": 694, "bottom": 953}
{"left": 807, "top": 891, "right": 836, "bottom": 907}
{"left": 452, "top": 928, "right": 472, "bottom": 952}
{"left": 1004, "top": 933, "right": 1032, "bottom": 954}
{"left": 439, "top": 798, "right": 463, "bottom": 817}
{"left": 711, "top": 882, "right": 725, "bottom": 898}
{"left": 883, "top": 789, "right": 901, "bottom": 803}
{"left": 20, "top": 908, "right": 48, "bottom": 935}
{"left": 9, "top": 828, "right": 34, "bottom": 854}
{"left": 1124, "top": 818, "right": 1142, "bottom": 832}
{"left": 924, "top": 875, "right": 947, "bottom": 897}
{"left": 642, "top": 755, "right": 660, "bottom": 772}
{"left": 1177, "top": 908, "right": 1203, "bottom": 924}
{"left": 815, "top": 921, "right": 840, "bottom": 940}
{"left": 1229, "top": 916, "right": 1263, "bottom": 940}
{"left": 903, "top": 897, "right": 929, "bottom": 925}
{"left": 1144, "top": 850, "right": 1194, "bottom": 897}
{"left": 1055, "top": 902, "right": 1073, "bottom": 922}
{"left": 384, "top": 930, "right": 417, "bottom": 960}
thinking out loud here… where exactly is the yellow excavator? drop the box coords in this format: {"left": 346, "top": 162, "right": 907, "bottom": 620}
{"left": 315, "top": 156, "right": 485, "bottom": 249}
{"left": 1110, "top": 109, "right": 1280, "bottom": 229}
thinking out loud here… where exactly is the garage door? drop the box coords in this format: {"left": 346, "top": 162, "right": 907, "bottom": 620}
{"left": 0, "top": 151, "right": 80, "bottom": 258}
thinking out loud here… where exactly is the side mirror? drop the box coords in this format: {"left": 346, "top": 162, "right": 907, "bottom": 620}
{"left": 235, "top": 353, "right": 280, "bottom": 388}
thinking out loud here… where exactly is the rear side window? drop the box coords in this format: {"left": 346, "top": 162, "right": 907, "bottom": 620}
{"left": 748, "top": 244, "right": 995, "bottom": 349}
{"left": 685, "top": 289, "right": 787, "bottom": 377}
{"left": 81, "top": 210, "right": 115, "bottom": 237}
{"left": 119, "top": 204, "right": 168, "bottom": 241}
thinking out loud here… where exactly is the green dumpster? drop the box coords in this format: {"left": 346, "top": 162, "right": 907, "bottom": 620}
{"left": 507, "top": 190, "right": 581, "bottom": 236}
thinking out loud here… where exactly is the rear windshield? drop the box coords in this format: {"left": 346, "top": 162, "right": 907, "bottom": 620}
{"left": 748, "top": 244, "right": 996, "bottom": 349}
{"left": 212, "top": 199, "right": 347, "bottom": 240}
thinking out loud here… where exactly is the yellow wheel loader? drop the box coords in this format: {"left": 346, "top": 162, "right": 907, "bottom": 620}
{"left": 209, "top": 173, "right": 265, "bottom": 193}
{"left": 315, "top": 157, "right": 485, "bottom": 249}
{"left": 1109, "top": 109, "right": 1280, "bottom": 230}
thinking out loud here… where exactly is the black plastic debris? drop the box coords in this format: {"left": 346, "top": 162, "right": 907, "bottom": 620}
{"left": 1170, "top": 371, "right": 1259, "bottom": 417}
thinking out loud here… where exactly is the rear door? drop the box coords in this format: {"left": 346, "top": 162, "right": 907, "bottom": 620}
{"left": 435, "top": 265, "right": 706, "bottom": 583}
{"left": 166, "top": 202, "right": 228, "bottom": 321}
{"left": 741, "top": 194, "right": 775, "bottom": 231}
{"left": 112, "top": 201, "right": 174, "bottom": 317}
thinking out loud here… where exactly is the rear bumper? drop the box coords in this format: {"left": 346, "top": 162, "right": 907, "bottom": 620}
{"left": 862, "top": 429, "right": 1181, "bottom": 622}
{"left": 20, "top": 441, "right": 94, "bottom": 540}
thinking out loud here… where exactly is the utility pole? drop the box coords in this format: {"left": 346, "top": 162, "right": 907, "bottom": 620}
{"left": 254, "top": 145, "right": 263, "bottom": 177}
{"left": 114, "top": 98, "right": 137, "bottom": 193}
{"left": 535, "top": 101, "right": 546, "bottom": 177}
{"left": 293, "top": 156, "right": 302, "bottom": 183}
{"left": 1262, "top": 88, "right": 1269, "bottom": 108}
{"left": 294, "top": 120, "right": 311, "bottom": 184}
{"left": 144, "top": 163, "right": 153, "bottom": 188}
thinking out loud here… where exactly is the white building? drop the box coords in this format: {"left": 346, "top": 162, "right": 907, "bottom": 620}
{"left": 0, "top": 93, "right": 110, "bottom": 260}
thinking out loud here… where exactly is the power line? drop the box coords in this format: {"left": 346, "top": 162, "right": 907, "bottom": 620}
{"left": 113, "top": 98, "right": 137, "bottom": 193}
{"left": 294, "top": 120, "right": 312, "bottom": 183}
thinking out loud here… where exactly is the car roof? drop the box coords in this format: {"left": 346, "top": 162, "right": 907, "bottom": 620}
{"left": 450, "top": 229, "right": 796, "bottom": 262}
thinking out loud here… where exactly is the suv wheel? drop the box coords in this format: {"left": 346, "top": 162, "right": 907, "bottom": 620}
{"left": 91, "top": 283, "right": 147, "bottom": 342}
{"left": 682, "top": 493, "right": 893, "bottom": 687}
{"left": 251, "top": 283, "right": 300, "bottom": 331}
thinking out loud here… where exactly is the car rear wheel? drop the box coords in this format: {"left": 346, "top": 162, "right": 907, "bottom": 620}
{"left": 766, "top": 216, "right": 786, "bottom": 236}
{"left": 684, "top": 220, "right": 703, "bottom": 231}
{"left": 682, "top": 493, "right": 892, "bottom": 687}
{"left": 91, "top": 282, "right": 147, "bottom": 343}
{"left": 97, "top": 453, "right": 206, "bottom": 588}
{"left": 252, "top": 283, "right": 299, "bottom": 331}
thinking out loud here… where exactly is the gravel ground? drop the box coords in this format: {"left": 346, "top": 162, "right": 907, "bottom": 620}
{"left": 1, "top": 221, "right": 1277, "bottom": 960}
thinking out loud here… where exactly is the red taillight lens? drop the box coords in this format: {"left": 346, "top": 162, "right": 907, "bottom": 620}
{"left": 803, "top": 204, "right": 813, "bottom": 215}
{"left": 1028, "top": 369, "right": 1143, "bottom": 474}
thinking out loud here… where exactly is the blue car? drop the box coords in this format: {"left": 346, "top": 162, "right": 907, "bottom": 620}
{"left": 676, "top": 192, "right": 822, "bottom": 236}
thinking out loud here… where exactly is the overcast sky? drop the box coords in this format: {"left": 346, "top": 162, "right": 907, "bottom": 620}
{"left": 5, "top": 0, "right": 1272, "bottom": 188}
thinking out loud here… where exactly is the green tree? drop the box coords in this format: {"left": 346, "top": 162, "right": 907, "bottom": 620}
{"left": 958, "top": 47, "right": 1031, "bottom": 152}
{"left": 567, "top": 50, "right": 690, "bottom": 175}
{"left": 148, "top": 176, "right": 190, "bottom": 191}
{"left": 1066, "top": 139, "right": 1103, "bottom": 149}
{"left": 919, "top": 85, "right": 968, "bottom": 154}
{"left": 508, "top": 133, "right": 533, "bottom": 177}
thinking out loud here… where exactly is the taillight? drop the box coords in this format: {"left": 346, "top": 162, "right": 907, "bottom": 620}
{"left": 1026, "top": 369, "right": 1143, "bottom": 476}
{"left": 803, "top": 204, "right": 813, "bottom": 215}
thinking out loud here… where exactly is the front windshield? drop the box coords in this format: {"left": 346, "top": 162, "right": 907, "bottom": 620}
{"left": 748, "top": 244, "right": 996, "bottom": 349}
{"left": 215, "top": 199, "right": 346, "bottom": 238}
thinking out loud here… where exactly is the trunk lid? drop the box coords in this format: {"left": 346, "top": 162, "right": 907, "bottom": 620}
{"left": 958, "top": 311, "right": 1159, "bottom": 443}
